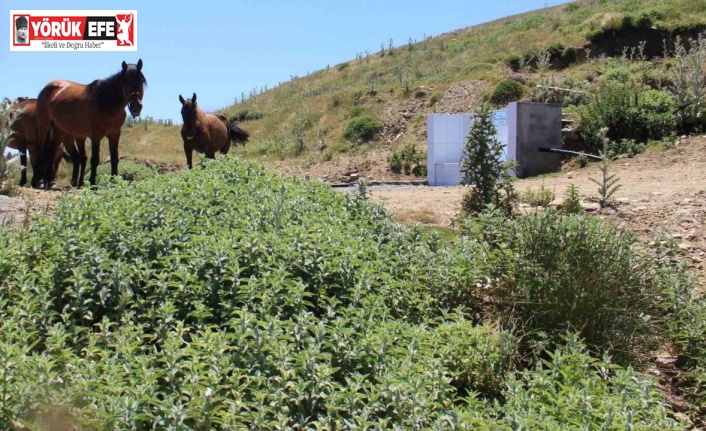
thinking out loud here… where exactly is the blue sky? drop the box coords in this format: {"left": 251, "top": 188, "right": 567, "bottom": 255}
{"left": 2, "top": 0, "right": 570, "bottom": 123}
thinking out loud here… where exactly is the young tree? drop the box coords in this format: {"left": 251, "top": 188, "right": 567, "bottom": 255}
{"left": 460, "top": 105, "right": 515, "bottom": 217}
{"left": 0, "top": 98, "right": 19, "bottom": 192}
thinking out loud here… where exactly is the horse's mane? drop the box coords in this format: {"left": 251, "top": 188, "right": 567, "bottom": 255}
{"left": 86, "top": 64, "right": 147, "bottom": 110}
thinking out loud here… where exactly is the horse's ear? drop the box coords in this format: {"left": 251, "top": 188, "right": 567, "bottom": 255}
{"left": 179, "top": 95, "right": 185, "bottom": 105}
{"left": 122, "top": 61, "right": 128, "bottom": 72}
{"left": 192, "top": 93, "right": 197, "bottom": 104}
{"left": 137, "top": 59, "right": 143, "bottom": 71}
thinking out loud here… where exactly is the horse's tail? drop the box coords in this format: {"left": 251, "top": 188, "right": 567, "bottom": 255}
{"left": 227, "top": 122, "right": 249, "bottom": 147}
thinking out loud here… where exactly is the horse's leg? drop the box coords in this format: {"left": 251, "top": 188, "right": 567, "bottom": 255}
{"left": 221, "top": 140, "right": 231, "bottom": 156}
{"left": 17, "top": 144, "right": 27, "bottom": 186}
{"left": 28, "top": 147, "right": 41, "bottom": 189}
{"left": 45, "top": 130, "right": 63, "bottom": 189}
{"left": 63, "top": 139, "right": 80, "bottom": 187}
{"left": 76, "top": 138, "right": 87, "bottom": 188}
{"left": 107, "top": 131, "right": 120, "bottom": 177}
{"left": 184, "top": 142, "right": 193, "bottom": 169}
{"left": 50, "top": 141, "right": 65, "bottom": 188}
{"left": 89, "top": 137, "right": 101, "bottom": 187}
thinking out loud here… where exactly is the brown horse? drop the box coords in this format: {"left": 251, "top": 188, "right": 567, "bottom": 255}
{"left": 179, "top": 92, "right": 249, "bottom": 169}
{"left": 35, "top": 59, "right": 146, "bottom": 188}
{"left": 5, "top": 97, "right": 74, "bottom": 188}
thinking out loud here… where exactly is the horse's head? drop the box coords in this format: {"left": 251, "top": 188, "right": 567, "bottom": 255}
{"left": 120, "top": 59, "right": 146, "bottom": 118}
{"left": 179, "top": 92, "right": 198, "bottom": 140}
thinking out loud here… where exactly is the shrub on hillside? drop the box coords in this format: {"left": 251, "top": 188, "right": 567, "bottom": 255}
{"left": 230, "top": 108, "right": 263, "bottom": 122}
{"left": 388, "top": 141, "right": 427, "bottom": 176}
{"left": 579, "top": 82, "right": 676, "bottom": 153}
{"left": 489, "top": 79, "right": 524, "bottom": 106}
{"left": 462, "top": 208, "right": 683, "bottom": 365}
{"left": 342, "top": 115, "right": 383, "bottom": 143}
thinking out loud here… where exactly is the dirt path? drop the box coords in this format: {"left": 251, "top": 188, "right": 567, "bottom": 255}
{"left": 368, "top": 137, "right": 706, "bottom": 280}
{"left": 0, "top": 188, "right": 66, "bottom": 230}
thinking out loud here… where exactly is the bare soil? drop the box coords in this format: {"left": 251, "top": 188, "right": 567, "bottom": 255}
{"left": 367, "top": 136, "right": 706, "bottom": 281}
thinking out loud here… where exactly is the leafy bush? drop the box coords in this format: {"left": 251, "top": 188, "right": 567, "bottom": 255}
{"left": 230, "top": 108, "right": 263, "bottom": 122}
{"left": 560, "top": 184, "right": 583, "bottom": 215}
{"left": 668, "top": 34, "right": 706, "bottom": 133}
{"left": 492, "top": 334, "right": 685, "bottom": 429}
{"left": 0, "top": 99, "right": 19, "bottom": 194}
{"left": 489, "top": 79, "right": 524, "bottom": 106}
{"left": 95, "top": 159, "right": 157, "bottom": 183}
{"left": 337, "top": 62, "right": 349, "bottom": 71}
{"left": 342, "top": 115, "right": 383, "bottom": 143}
{"left": 464, "top": 208, "right": 681, "bottom": 364}
{"left": 579, "top": 82, "right": 676, "bottom": 153}
{"left": 429, "top": 92, "right": 442, "bottom": 106}
{"left": 519, "top": 186, "right": 554, "bottom": 207}
{"left": 388, "top": 141, "right": 427, "bottom": 176}
{"left": 0, "top": 158, "right": 497, "bottom": 428}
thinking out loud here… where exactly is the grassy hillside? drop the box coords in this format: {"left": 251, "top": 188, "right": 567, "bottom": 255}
{"left": 112, "top": 0, "right": 706, "bottom": 173}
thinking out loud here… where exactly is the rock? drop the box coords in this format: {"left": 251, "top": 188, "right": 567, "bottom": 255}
{"left": 634, "top": 206, "right": 647, "bottom": 211}
{"left": 550, "top": 197, "right": 565, "bottom": 208}
{"left": 584, "top": 202, "right": 601, "bottom": 212}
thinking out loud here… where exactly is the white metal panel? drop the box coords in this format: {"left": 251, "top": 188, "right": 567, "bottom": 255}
{"left": 434, "top": 163, "right": 461, "bottom": 186}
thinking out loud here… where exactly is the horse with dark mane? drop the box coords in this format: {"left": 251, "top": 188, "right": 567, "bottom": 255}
{"left": 4, "top": 97, "right": 74, "bottom": 188}
{"left": 179, "top": 92, "right": 249, "bottom": 169}
{"left": 35, "top": 59, "right": 146, "bottom": 188}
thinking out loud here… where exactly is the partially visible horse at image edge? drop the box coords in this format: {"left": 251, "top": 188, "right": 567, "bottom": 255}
{"left": 4, "top": 97, "right": 75, "bottom": 188}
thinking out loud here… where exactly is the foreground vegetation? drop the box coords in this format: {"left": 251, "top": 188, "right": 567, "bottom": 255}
{"left": 0, "top": 157, "right": 704, "bottom": 429}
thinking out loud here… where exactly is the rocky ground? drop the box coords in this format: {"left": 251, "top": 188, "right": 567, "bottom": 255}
{"left": 368, "top": 136, "right": 706, "bottom": 282}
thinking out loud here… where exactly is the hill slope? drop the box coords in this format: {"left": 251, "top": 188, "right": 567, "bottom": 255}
{"left": 115, "top": 0, "right": 706, "bottom": 180}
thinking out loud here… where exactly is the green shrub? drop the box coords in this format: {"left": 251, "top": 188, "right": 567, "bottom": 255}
{"left": 519, "top": 186, "right": 554, "bottom": 207}
{"left": 230, "top": 108, "right": 263, "bottom": 122}
{"left": 564, "top": 2, "right": 579, "bottom": 12}
{"left": 432, "top": 320, "right": 515, "bottom": 396}
{"left": 337, "top": 62, "right": 349, "bottom": 71}
{"left": 560, "top": 184, "right": 583, "bottom": 215}
{"left": 348, "top": 106, "right": 363, "bottom": 118}
{"left": 388, "top": 141, "right": 427, "bottom": 176}
{"left": 579, "top": 82, "right": 676, "bottom": 153}
{"left": 505, "top": 53, "right": 523, "bottom": 72}
{"left": 465, "top": 208, "right": 680, "bottom": 364}
{"left": 489, "top": 79, "right": 524, "bottom": 106}
{"left": 603, "top": 66, "right": 633, "bottom": 83}
{"left": 96, "top": 159, "right": 157, "bottom": 183}
{"left": 429, "top": 92, "right": 442, "bottom": 106}
{"left": 342, "top": 115, "right": 383, "bottom": 143}
{"left": 493, "top": 334, "right": 685, "bottom": 429}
